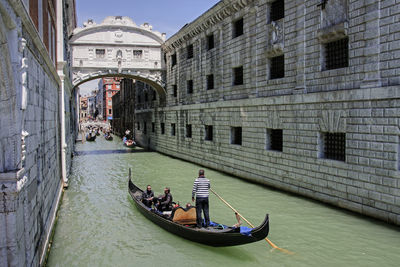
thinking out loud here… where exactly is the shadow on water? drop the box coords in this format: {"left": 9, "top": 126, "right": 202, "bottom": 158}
{"left": 74, "top": 149, "right": 151, "bottom": 156}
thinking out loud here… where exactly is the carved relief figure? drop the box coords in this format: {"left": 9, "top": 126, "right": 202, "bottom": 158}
{"left": 271, "top": 21, "right": 282, "bottom": 45}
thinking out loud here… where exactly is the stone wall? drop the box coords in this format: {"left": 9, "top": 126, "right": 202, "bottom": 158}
{"left": 132, "top": 0, "right": 400, "bottom": 225}
{"left": 0, "top": 0, "right": 76, "bottom": 266}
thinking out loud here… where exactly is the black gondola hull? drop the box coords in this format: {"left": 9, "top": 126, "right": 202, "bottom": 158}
{"left": 129, "top": 178, "right": 269, "bottom": 247}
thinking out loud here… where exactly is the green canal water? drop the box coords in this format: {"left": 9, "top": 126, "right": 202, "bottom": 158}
{"left": 47, "top": 137, "right": 400, "bottom": 267}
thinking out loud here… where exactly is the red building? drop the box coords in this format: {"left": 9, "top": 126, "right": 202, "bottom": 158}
{"left": 98, "top": 77, "right": 121, "bottom": 121}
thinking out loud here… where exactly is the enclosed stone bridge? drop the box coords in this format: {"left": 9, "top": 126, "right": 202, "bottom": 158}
{"left": 70, "top": 16, "right": 166, "bottom": 100}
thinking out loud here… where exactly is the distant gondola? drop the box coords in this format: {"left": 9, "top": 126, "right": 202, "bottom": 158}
{"left": 128, "top": 171, "right": 270, "bottom": 247}
{"left": 86, "top": 134, "right": 96, "bottom": 141}
{"left": 105, "top": 134, "right": 113, "bottom": 141}
{"left": 124, "top": 140, "right": 136, "bottom": 147}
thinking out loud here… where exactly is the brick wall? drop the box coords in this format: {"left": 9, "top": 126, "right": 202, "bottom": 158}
{"left": 133, "top": 0, "right": 400, "bottom": 225}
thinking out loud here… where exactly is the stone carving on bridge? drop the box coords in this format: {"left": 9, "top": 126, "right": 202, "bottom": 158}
{"left": 266, "top": 21, "right": 284, "bottom": 57}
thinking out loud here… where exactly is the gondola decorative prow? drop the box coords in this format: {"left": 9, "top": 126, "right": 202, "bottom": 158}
{"left": 129, "top": 168, "right": 132, "bottom": 180}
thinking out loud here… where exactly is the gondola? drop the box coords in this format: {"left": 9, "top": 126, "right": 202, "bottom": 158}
{"left": 128, "top": 170, "right": 270, "bottom": 247}
{"left": 86, "top": 134, "right": 96, "bottom": 141}
{"left": 124, "top": 139, "right": 136, "bottom": 147}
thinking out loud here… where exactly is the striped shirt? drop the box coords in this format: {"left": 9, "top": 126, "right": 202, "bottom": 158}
{"left": 192, "top": 176, "right": 210, "bottom": 198}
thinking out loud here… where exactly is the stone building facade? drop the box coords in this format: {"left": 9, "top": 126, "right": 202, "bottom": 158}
{"left": 0, "top": 0, "right": 77, "bottom": 266}
{"left": 132, "top": 0, "right": 400, "bottom": 225}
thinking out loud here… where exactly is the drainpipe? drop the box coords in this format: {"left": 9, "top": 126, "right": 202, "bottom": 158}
{"left": 56, "top": 0, "right": 68, "bottom": 187}
{"left": 58, "top": 70, "right": 68, "bottom": 187}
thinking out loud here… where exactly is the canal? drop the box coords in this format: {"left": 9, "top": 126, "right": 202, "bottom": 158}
{"left": 46, "top": 136, "right": 400, "bottom": 267}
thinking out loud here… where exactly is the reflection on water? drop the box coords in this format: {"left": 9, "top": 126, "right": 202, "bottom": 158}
{"left": 47, "top": 136, "right": 400, "bottom": 267}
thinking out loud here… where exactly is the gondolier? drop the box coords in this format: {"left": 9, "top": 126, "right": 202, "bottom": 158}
{"left": 192, "top": 169, "right": 210, "bottom": 228}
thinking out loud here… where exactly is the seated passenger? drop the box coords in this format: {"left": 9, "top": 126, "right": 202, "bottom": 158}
{"left": 155, "top": 187, "right": 173, "bottom": 212}
{"left": 141, "top": 185, "right": 154, "bottom": 208}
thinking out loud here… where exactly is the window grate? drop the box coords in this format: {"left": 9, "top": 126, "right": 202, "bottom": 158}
{"left": 171, "top": 123, "right": 176, "bottom": 136}
{"left": 233, "top": 66, "right": 243, "bottom": 85}
{"left": 96, "top": 49, "right": 105, "bottom": 58}
{"left": 161, "top": 123, "right": 165, "bottom": 134}
{"left": 207, "top": 74, "right": 214, "bottom": 90}
{"left": 207, "top": 34, "right": 214, "bottom": 50}
{"left": 231, "top": 127, "right": 242, "bottom": 145}
{"left": 133, "top": 50, "right": 142, "bottom": 59}
{"left": 324, "top": 132, "right": 346, "bottom": 161}
{"left": 171, "top": 54, "right": 177, "bottom": 66}
{"left": 187, "top": 80, "right": 193, "bottom": 94}
{"left": 186, "top": 124, "right": 192, "bottom": 138}
{"left": 325, "top": 37, "right": 348, "bottom": 70}
{"left": 187, "top": 44, "right": 193, "bottom": 59}
{"left": 270, "top": 0, "right": 284, "bottom": 22}
{"left": 270, "top": 129, "right": 283, "bottom": 151}
{"left": 205, "top": 125, "right": 213, "bottom": 141}
{"left": 270, "top": 55, "right": 284, "bottom": 79}
{"left": 233, "top": 18, "right": 243, "bottom": 38}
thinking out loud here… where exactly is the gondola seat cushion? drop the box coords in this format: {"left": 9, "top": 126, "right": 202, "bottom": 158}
{"left": 171, "top": 207, "right": 197, "bottom": 225}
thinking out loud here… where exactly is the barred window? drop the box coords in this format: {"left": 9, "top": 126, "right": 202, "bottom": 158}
{"left": 161, "top": 123, "right": 165, "bottom": 134}
{"left": 152, "top": 122, "right": 155, "bottom": 133}
{"left": 173, "top": 84, "right": 178, "bottom": 97}
{"left": 267, "top": 129, "right": 283, "bottom": 152}
{"left": 171, "top": 123, "right": 176, "bottom": 136}
{"left": 270, "top": 55, "right": 284, "bottom": 79}
{"left": 322, "top": 132, "right": 346, "bottom": 161}
{"left": 207, "top": 74, "right": 214, "bottom": 90}
{"left": 205, "top": 125, "right": 213, "bottom": 141}
{"left": 133, "top": 50, "right": 143, "bottom": 59}
{"left": 171, "top": 54, "right": 177, "bottom": 66}
{"left": 233, "top": 18, "right": 243, "bottom": 38}
{"left": 207, "top": 34, "right": 215, "bottom": 50}
{"left": 186, "top": 124, "right": 192, "bottom": 138}
{"left": 187, "top": 80, "right": 193, "bottom": 94}
{"left": 231, "top": 127, "right": 242, "bottom": 145}
{"left": 270, "top": 0, "right": 284, "bottom": 22}
{"left": 143, "top": 122, "right": 147, "bottom": 134}
{"left": 187, "top": 44, "right": 194, "bottom": 59}
{"left": 233, "top": 66, "right": 243, "bottom": 85}
{"left": 95, "top": 49, "right": 105, "bottom": 58}
{"left": 325, "top": 37, "right": 349, "bottom": 70}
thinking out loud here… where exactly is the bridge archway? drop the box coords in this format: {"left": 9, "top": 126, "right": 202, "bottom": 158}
{"left": 72, "top": 70, "right": 166, "bottom": 102}
{"left": 70, "top": 16, "right": 166, "bottom": 101}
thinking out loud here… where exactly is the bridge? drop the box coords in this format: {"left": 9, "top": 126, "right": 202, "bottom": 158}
{"left": 70, "top": 16, "right": 167, "bottom": 100}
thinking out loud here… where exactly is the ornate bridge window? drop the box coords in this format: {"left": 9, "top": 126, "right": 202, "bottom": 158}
{"left": 95, "top": 49, "right": 105, "bottom": 58}
{"left": 133, "top": 50, "right": 143, "bottom": 59}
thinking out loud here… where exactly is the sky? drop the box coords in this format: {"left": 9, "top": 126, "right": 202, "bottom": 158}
{"left": 76, "top": 0, "right": 220, "bottom": 95}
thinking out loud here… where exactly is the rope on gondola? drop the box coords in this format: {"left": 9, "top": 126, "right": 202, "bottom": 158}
{"left": 210, "top": 188, "right": 294, "bottom": 255}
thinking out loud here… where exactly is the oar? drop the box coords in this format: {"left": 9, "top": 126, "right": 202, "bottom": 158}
{"left": 210, "top": 188, "right": 294, "bottom": 255}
